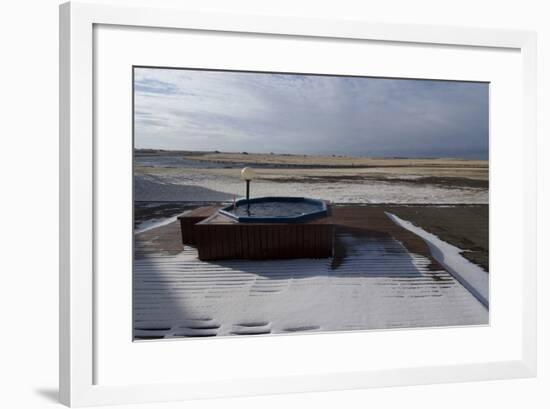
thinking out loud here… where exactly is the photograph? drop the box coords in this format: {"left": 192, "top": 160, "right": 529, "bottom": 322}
{"left": 133, "top": 66, "right": 489, "bottom": 340}
{"left": 1, "top": 0, "right": 541, "bottom": 407}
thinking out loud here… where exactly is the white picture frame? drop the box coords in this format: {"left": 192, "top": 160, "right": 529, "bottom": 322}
{"left": 59, "top": 1, "right": 537, "bottom": 407}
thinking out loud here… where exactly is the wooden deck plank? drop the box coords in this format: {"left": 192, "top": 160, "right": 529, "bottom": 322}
{"left": 170, "top": 204, "right": 466, "bottom": 268}
{"left": 177, "top": 205, "right": 222, "bottom": 245}
{"left": 140, "top": 205, "right": 444, "bottom": 267}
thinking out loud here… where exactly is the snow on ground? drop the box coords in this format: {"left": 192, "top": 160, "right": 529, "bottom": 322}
{"left": 134, "top": 231, "right": 488, "bottom": 339}
{"left": 135, "top": 216, "right": 179, "bottom": 234}
{"left": 386, "top": 212, "right": 489, "bottom": 308}
{"left": 134, "top": 172, "right": 488, "bottom": 204}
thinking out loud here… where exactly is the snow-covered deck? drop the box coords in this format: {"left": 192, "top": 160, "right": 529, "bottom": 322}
{"left": 134, "top": 208, "right": 488, "bottom": 339}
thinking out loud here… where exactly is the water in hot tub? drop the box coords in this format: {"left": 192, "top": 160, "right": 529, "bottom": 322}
{"left": 231, "top": 200, "right": 321, "bottom": 218}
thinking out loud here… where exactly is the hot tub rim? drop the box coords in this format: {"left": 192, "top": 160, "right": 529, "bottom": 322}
{"left": 219, "top": 196, "right": 328, "bottom": 223}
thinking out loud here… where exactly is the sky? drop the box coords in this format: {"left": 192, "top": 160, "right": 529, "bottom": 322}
{"left": 134, "top": 67, "right": 489, "bottom": 159}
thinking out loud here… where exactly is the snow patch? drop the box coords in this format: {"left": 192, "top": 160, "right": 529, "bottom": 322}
{"left": 386, "top": 212, "right": 488, "bottom": 308}
{"left": 135, "top": 216, "right": 178, "bottom": 234}
{"left": 134, "top": 172, "right": 488, "bottom": 204}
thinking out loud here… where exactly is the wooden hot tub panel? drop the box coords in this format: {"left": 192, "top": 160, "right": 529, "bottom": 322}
{"left": 178, "top": 205, "right": 334, "bottom": 260}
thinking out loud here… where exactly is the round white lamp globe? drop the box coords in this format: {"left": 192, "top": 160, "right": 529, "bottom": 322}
{"left": 241, "top": 167, "right": 256, "bottom": 181}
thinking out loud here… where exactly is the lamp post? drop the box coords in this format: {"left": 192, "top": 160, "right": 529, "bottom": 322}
{"left": 240, "top": 167, "right": 256, "bottom": 213}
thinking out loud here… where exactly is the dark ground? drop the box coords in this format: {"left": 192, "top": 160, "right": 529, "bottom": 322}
{"left": 262, "top": 175, "right": 488, "bottom": 189}
{"left": 386, "top": 205, "right": 488, "bottom": 271}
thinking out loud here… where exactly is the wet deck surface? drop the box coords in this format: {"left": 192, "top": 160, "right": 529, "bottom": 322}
{"left": 134, "top": 206, "right": 488, "bottom": 339}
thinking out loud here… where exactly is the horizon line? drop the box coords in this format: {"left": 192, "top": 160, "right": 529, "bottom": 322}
{"left": 133, "top": 147, "right": 489, "bottom": 161}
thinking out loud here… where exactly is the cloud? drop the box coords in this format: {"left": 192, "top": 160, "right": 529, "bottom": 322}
{"left": 134, "top": 67, "right": 488, "bottom": 159}
{"left": 134, "top": 78, "right": 180, "bottom": 95}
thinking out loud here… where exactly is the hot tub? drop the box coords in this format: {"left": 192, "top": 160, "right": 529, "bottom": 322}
{"left": 179, "top": 198, "right": 334, "bottom": 260}
{"left": 219, "top": 196, "right": 328, "bottom": 223}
